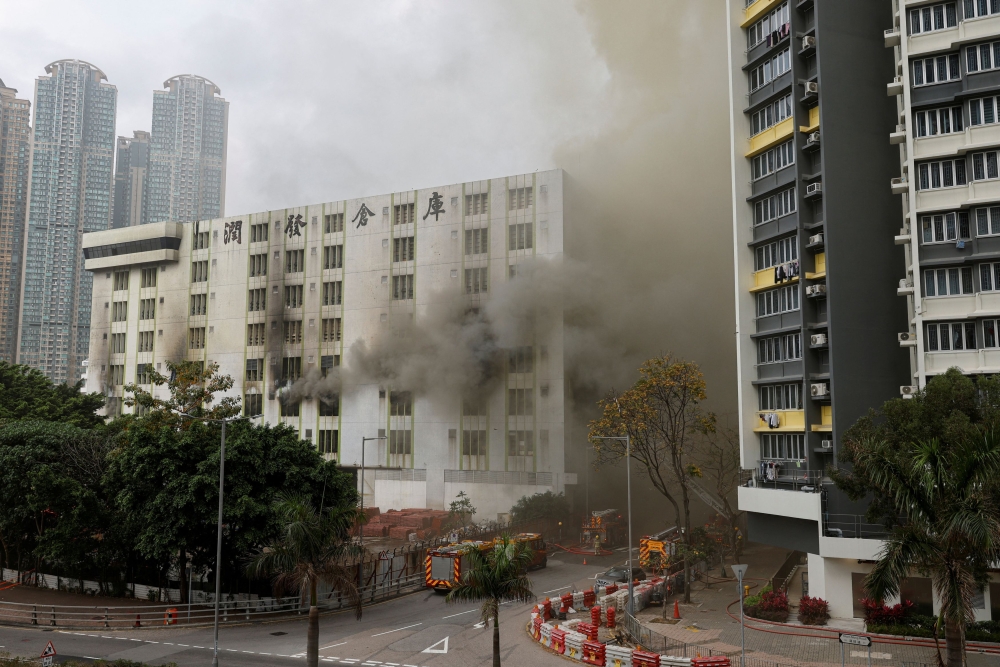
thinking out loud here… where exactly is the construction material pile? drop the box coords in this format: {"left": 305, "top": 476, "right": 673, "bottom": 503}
{"left": 356, "top": 507, "right": 454, "bottom": 540}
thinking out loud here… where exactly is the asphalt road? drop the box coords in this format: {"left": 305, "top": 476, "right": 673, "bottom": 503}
{"left": 0, "top": 553, "right": 625, "bottom": 667}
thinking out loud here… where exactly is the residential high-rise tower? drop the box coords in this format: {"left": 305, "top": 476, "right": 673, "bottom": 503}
{"left": 112, "top": 131, "right": 150, "bottom": 229}
{"left": 0, "top": 80, "right": 31, "bottom": 362}
{"left": 144, "top": 75, "right": 228, "bottom": 225}
{"left": 17, "top": 60, "right": 117, "bottom": 384}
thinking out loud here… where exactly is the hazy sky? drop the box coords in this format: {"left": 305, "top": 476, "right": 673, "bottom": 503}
{"left": 1, "top": 0, "right": 613, "bottom": 214}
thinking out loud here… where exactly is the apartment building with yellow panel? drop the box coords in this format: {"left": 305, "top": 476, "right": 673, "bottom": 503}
{"left": 727, "top": 0, "right": 912, "bottom": 619}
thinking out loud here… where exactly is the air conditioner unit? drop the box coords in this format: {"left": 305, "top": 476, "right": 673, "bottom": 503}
{"left": 900, "top": 385, "right": 918, "bottom": 397}
{"left": 810, "top": 333, "right": 828, "bottom": 346}
{"left": 811, "top": 383, "right": 829, "bottom": 397}
{"left": 808, "top": 232, "right": 824, "bottom": 245}
{"left": 899, "top": 278, "right": 912, "bottom": 289}
{"left": 898, "top": 332, "right": 914, "bottom": 342}
{"left": 804, "top": 81, "right": 819, "bottom": 95}
{"left": 806, "top": 131, "right": 821, "bottom": 146}
{"left": 806, "top": 284, "right": 827, "bottom": 296}
{"left": 806, "top": 182, "right": 822, "bottom": 196}
{"left": 802, "top": 36, "right": 816, "bottom": 50}
{"left": 820, "top": 439, "right": 833, "bottom": 449}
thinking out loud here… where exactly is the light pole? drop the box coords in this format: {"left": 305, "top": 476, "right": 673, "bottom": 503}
{"left": 731, "top": 563, "right": 749, "bottom": 667}
{"left": 358, "top": 435, "right": 386, "bottom": 590}
{"left": 592, "top": 434, "right": 633, "bottom": 613}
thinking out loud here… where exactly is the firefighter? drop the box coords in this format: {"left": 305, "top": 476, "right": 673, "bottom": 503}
{"left": 594, "top": 532, "right": 602, "bottom": 556}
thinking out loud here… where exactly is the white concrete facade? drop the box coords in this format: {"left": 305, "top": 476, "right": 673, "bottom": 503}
{"left": 82, "top": 169, "right": 574, "bottom": 519}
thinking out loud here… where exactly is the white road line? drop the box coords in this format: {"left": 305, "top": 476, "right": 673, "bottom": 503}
{"left": 540, "top": 586, "right": 570, "bottom": 594}
{"left": 193, "top": 645, "right": 204, "bottom": 649}
{"left": 225, "top": 649, "right": 237, "bottom": 652}
{"left": 371, "top": 622, "right": 421, "bottom": 637}
{"left": 320, "top": 642, "right": 348, "bottom": 649}
{"left": 83, "top": 657, "right": 101, "bottom": 661}
{"left": 441, "top": 609, "right": 475, "bottom": 619}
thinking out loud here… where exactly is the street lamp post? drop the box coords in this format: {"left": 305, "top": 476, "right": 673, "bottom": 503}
{"left": 731, "top": 563, "right": 749, "bottom": 667}
{"left": 358, "top": 435, "right": 386, "bottom": 590}
{"left": 592, "top": 434, "right": 633, "bottom": 614}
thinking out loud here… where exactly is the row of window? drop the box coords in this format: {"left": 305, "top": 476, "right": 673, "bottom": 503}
{"left": 909, "top": 3, "right": 958, "bottom": 35}
{"left": 749, "top": 49, "right": 790, "bottom": 93}
{"left": 754, "top": 235, "right": 797, "bottom": 271}
{"left": 756, "top": 284, "right": 800, "bottom": 317}
{"left": 757, "top": 333, "right": 802, "bottom": 365}
{"left": 913, "top": 41, "right": 1000, "bottom": 89}
{"left": 752, "top": 140, "right": 794, "bottom": 182}
{"left": 746, "top": 1, "right": 788, "bottom": 49}
{"left": 751, "top": 94, "right": 792, "bottom": 136}
{"left": 753, "top": 188, "right": 796, "bottom": 226}
{"left": 760, "top": 433, "right": 805, "bottom": 461}
{"left": 758, "top": 382, "right": 802, "bottom": 411}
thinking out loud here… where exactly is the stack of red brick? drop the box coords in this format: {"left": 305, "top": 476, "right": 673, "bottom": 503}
{"left": 355, "top": 507, "right": 453, "bottom": 540}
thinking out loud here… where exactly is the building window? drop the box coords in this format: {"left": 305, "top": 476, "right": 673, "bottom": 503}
{"left": 322, "top": 281, "right": 342, "bottom": 306}
{"left": 285, "top": 249, "right": 305, "bottom": 274}
{"left": 113, "top": 270, "right": 129, "bottom": 291}
{"left": 139, "top": 298, "right": 156, "bottom": 320}
{"left": 980, "top": 263, "right": 1000, "bottom": 293}
{"left": 318, "top": 429, "right": 339, "bottom": 454}
{"left": 110, "top": 332, "right": 127, "bottom": 354}
{"left": 389, "top": 429, "right": 412, "bottom": 466}
{"left": 390, "top": 390, "right": 413, "bottom": 417}
{"left": 392, "top": 274, "right": 414, "bottom": 300}
{"left": 190, "top": 293, "right": 207, "bottom": 316}
{"left": 508, "top": 223, "right": 533, "bottom": 250}
{"left": 465, "top": 228, "right": 489, "bottom": 255}
{"left": 394, "top": 203, "right": 415, "bottom": 225}
{"left": 465, "top": 268, "right": 488, "bottom": 294}
{"left": 138, "top": 331, "right": 154, "bottom": 352}
{"left": 285, "top": 285, "right": 304, "bottom": 308}
{"left": 247, "top": 322, "right": 266, "bottom": 346}
{"left": 752, "top": 140, "right": 794, "bottom": 181}
{"left": 912, "top": 53, "right": 961, "bottom": 86}
{"left": 193, "top": 231, "right": 210, "bottom": 250}
{"left": 509, "top": 346, "right": 534, "bottom": 373}
{"left": 319, "top": 395, "right": 339, "bottom": 416}
{"left": 393, "top": 237, "right": 415, "bottom": 262}
{"left": 321, "top": 354, "right": 340, "bottom": 376}
{"left": 281, "top": 356, "right": 302, "bottom": 381}
{"left": 136, "top": 363, "right": 152, "bottom": 385}
{"left": 760, "top": 434, "right": 805, "bottom": 461}
{"left": 753, "top": 188, "right": 796, "bottom": 225}
{"left": 248, "top": 288, "right": 267, "bottom": 311}
{"left": 249, "top": 253, "right": 268, "bottom": 277}
{"left": 966, "top": 40, "right": 1000, "bottom": 73}
{"left": 250, "top": 222, "right": 269, "bottom": 243}
{"left": 112, "top": 301, "right": 128, "bottom": 322}
{"left": 246, "top": 357, "right": 265, "bottom": 381}
{"left": 971, "top": 151, "right": 1000, "bottom": 181}
{"left": 915, "top": 106, "right": 963, "bottom": 137}
{"left": 926, "top": 321, "right": 977, "bottom": 350}
{"left": 191, "top": 260, "right": 209, "bottom": 282}
{"left": 754, "top": 236, "right": 797, "bottom": 271}
{"left": 280, "top": 400, "right": 300, "bottom": 417}
{"left": 324, "top": 244, "right": 343, "bottom": 269}
{"left": 756, "top": 284, "right": 799, "bottom": 317}
{"left": 746, "top": 1, "right": 789, "bottom": 49}
{"left": 508, "top": 430, "right": 534, "bottom": 457}
{"left": 965, "top": 0, "right": 1000, "bottom": 19}
{"left": 140, "top": 267, "right": 157, "bottom": 288}
{"left": 508, "top": 388, "right": 534, "bottom": 416}
{"left": 923, "top": 212, "right": 970, "bottom": 242}
{"left": 284, "top": 320, "right": 303, "bottom": 344}
{"left": 758, "top": 383, "right": 801, "bottom": 410}
{"left": 909, "top": 3, "right": 957, "bottom": 34}
{"left": 465, "top": 193, "right": 488, "bottom": 215}
{"left": 757, "top": 333, "right": 802, "bottom": 364}
{"left": 924, "top": 267, "right": 974, "bottom": 297}
{"left": 976, "top": 206, "right": 1000, "bottom": 237}
{"left": 324, "top": 213, "right": 344, "bottom": 233}
{"left": 508, "top": 187, "right": 534, "bottom": 210}
{"left": 110, "top": 364, "right": 125, "bottom": 386}
{"left": 917, "top": 159, "right": 967, "bottom": 190}
{"left": 749, "top": 48, "right": 790, "bottom": 92}
{"left": 189, "top": 327, "right": 206, "bottom": 349}
{"left": 750, "top": 94, "right": 791, "bottom": 136}
{"left": 463, "top": 396, "right": 487, "bottom": 416}
{"left": 970, "top": 95, "right": 1000, "bottom": 127}
{"left": 245, "top": 393, "right": 263, "bottom": 417}
{"left": 463, "top": 430, "right": 488, "bottom": 470}
{"left": 322, "top": 318, "right": 342, "bottom": 342}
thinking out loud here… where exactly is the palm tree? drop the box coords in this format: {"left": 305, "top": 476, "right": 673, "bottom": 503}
{"left": 247, "top": 494, "right": 366, "bottom": 667}
{"left": 846, "top": 433, "right": 1000, "bottom": 667}
{"left": 445, "top": 534, "right": 535, "bottom": 667}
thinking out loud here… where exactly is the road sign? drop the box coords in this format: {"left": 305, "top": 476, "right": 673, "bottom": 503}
{"left": 839, "top": 633, "right": 872, "bottom": 647}
{"left": 730, "top": 564, "right": 749, "bottom": 581}
{"left": 40, "top": 641, "right": 57, "bottom": 657}
{"left": 42, "top": 659, "right": 52, "bottom": 667}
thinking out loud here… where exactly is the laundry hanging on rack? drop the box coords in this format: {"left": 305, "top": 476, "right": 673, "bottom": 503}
{"left": 758, "top": 412, "right": 780, "bottom": 429}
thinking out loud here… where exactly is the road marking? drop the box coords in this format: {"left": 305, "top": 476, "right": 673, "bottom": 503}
{"left": 422, "top": 637, "right": 449, "bottom": 654}
{"left": 540, "top": 586, "right": 570, "bottom": 594}
{"left": 371, "top": 622, "right": 421, "bottom": 637}
{"left": 320, "top": 642, "right": 348, "bottom": 649}
{"left": 441, "top": 609, "right": 475, "bottom": 619}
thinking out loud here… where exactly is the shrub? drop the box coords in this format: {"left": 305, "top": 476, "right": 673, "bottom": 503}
{"left": 747, "top": 588, "right": 789, "bottom": 622}
{"left": 797, "top": 596, "right": 830, "bottom": 625}
{"left": 743, "top": 582, "right": 771, "bottom": 608}
{"left": 860, "top": 598, "right": 914, "bottom": 626}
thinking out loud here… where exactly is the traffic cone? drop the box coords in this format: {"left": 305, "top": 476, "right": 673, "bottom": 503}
{"left": 134, "top": 614, "right": 141, "bottom": 628}
{"left": 582, "top": 557, "right": 587, "bottom": 565}
{"left": 673, "top": 600, "right": 681, "bottom": 619}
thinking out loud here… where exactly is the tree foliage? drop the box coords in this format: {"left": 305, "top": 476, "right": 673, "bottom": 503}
{"left": 123, "top": 360, "right": 240, "bottom": 430}
{"left": 0, "top": 361, "right": 105, "bottom": 428}
{"left": 509, "top": 491, "right": 570, "bottom": 529}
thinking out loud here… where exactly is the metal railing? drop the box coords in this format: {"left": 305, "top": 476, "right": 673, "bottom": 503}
{"left": 747, "top": 465, "right": 823, "bottom": 491}
{"left": 822, "top": 513, "right": 889, "bottom": 540}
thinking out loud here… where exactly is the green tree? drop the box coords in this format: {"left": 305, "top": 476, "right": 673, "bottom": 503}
{"left": 246, "top": 494, "right": 364, "bottom": 667}
{"left": 446, "top": 535, "right": 535, "bottom": 667}
{"left": 835, "top": 369, "right": 1000, "bottom": 667}
{"left": 448, "top": 491, "right": 477, "bottom": 527}
{"left": 0, "top": 361, "right": 104, "bottom": 427}
{"left": 123, "top": 360, "right": 240, "bottom": 429}
{"left": 509, "top": 491, "right": 570, "bottom": 534}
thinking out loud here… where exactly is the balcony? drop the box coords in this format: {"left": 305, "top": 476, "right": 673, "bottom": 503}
{"left": 738, "top": 482, "right": 822, "bottom": 520}
{"left": 746, "top": 116, "right": 794, "bottom": 158}
{"left": 753, "top": 409, "right": 805, "bottom": 433}
{"left": 742, "top": 0, "right": 784, "bottom": 28}
{"left": 914, "top": 123, "right": 1000, "bottom": 161}
{"left": 810, "top": 404, "right": 832, "bottom": 432}
{"left": 750, "top": 266, "right": 799, "bottom": 293}
{"left": 805, "top": 252, "right": 826, "bottom": 280}
{"left": 884, "top": 27, "right": 901, "bottom": 48}
{"left": 823, "top": 513, "right": 888, "bottom": 540}
{"left": 916, "top": 179, "right": 1000, "bottom": 213}
{"left": 887, "top": 76, "right": 903, "bottom": 97}
{"left": 798, "top": 106, "right": 819, "bottom": 134}
{"left": 744, "top": 465, "right": 823, "bottom": 492}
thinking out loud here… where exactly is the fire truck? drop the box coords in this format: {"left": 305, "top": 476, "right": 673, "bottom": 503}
{"left": 639, "top": 526, "right": 680, "bottom": 572}
{"left": 511, "top": 532, "right": 548, "bottom": 570}
{"left": 424, "top": 541, "right": 492, "bottom": 590}
{"left": 580, "top": 509, "right": 627, "bottom": 549}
